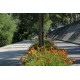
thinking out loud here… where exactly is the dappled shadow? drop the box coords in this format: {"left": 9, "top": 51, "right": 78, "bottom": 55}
{"left": 68, "top": 29, "right": 80, "bottom": 41}
{"left": 0, "top": 39, "right": 35, "bottom": 66}
{"left": 0, "top": 59, "right": 20, "bottom": 66}
{"left": 55, "top": 40, "right": 80, "bottom": 64}
{"left": 57, "top": 46, "right": 80, "bottom": 54}
{"left": 0, "top": 50, "right": 27, "bottom": 66}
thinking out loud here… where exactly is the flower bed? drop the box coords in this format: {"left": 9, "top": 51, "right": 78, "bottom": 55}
{"left": 20, "top": 40, "right": 76, "bottom": 66}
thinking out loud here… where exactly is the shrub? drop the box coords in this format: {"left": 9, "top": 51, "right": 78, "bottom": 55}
{"left": 0, "top": 14, "right": 17, "bottom": 46}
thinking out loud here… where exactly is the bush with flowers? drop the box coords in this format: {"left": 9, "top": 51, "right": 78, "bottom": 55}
{"left": 20, "top": 40, "right": 76, "bottom": 66}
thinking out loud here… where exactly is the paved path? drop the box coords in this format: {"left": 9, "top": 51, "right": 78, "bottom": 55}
{"left": 53, "top": 40, "right": 80, "bottom": 66}
{"left": 0, "top": 37, "right": 80, "bottom": 66}
{"left": 0, "top": 40, "right": 34, "bottom": 66}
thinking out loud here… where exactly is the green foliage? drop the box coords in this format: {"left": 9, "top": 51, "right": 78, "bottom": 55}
{"left": 44, "top": 20, "right": 52, "bottom": 33}
{"left": 12, "top": 13, "right": 39, "bottom": 42}
{"left": 11, "top": 13, "right": 80, "bottom": 43}
{"left": 49, "top": 13, "right": 80, "bottom": 29}
{"left": 0, "top": 14, "right": 17, "bottom": 46}
{"left": 44, "top": 14, "right": 52, "bottom": 33}
{"left": 24, "top": 53, "right": 69, "bottom": 66}
{"left": 20, "top": 40, "right": 75, "bottom": 66}
{"left": 32, "top": 40, "right": 56, "bottom": 49}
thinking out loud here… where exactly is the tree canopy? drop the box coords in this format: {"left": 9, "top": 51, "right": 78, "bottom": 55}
{"left": 0, "top": 14, "right": 17, "bottom": 46}
{"left": 0, "top": 13, "right": 80, "bottom": 47}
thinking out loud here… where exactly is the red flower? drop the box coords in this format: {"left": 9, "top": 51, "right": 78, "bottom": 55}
{"left": 46, "top": 59, "right": 50, "bottom": 63}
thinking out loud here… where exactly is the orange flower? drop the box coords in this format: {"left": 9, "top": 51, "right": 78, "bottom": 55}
{"left": 53, "top": 50, "right": 59, "bottom": 55}
{"left": 62, "top": 49, "right": 66, "bottom": 54}
{"left": 46, "top": 59, "right": 50, "bottom": 63}
{"left": 39, "top": 46, "right": 44, "bottom": 51}
{"left": 36, "top": 58, "right": 40, "bottom": 61}
{"left": 64, "top": 58, "right": 67, "bottom": 62}
{"left": 50, "top": 46, "right": 56, "bottom": 50}
{"left": 64, "top": 58, "right": 68, "bottom": 64}
{"left": 47, "top": 50, "right": 51, "bottom": 53}
{"left": 57, "top": 49, "right": 67, "bottom": 56}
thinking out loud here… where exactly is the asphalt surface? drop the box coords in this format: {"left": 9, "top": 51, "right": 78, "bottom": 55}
{"left": 54, "top": 40, "right": 80, "bottom": 66}
{"left": 0, "top": 40, "right": 34, "bottom": 66}
{"left": 0, "top": 38, "right": 80, "bottom": 66}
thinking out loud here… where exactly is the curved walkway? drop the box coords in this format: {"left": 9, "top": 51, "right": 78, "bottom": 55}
{"left": 0, "top": 40, "right": 34, "bottom": 66}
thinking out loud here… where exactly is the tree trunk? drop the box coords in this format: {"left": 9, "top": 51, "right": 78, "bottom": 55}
{"left": 70, "top": 13, "right": 73, "bottom": 23}
{"left": 38, "top": 13, "right": 44, "bottom": 47}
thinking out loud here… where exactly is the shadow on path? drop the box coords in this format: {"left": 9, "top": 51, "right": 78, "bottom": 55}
{"left": 0, "top": 50, "right": 27, "bottom": 66}
{"left": 0, "top": 40, "right": 35, "bottom": 66}
{"left": 54, "top": 40, "right": 80, "bottom": 65}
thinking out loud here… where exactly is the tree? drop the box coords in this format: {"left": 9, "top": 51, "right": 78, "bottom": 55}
{"left": 12, "top": 13, "right": 39, "bottom": 42}
{"left": 38, "top": 13, "right": 54, "bottom": 47}
{"left": 0, "top": 14, "right": 17, "bottom": 46}
{"left": 38, "top": 13, "right": 44, "bottom": 47}
{"left": 12, "top": 13, "right": 80, "bottom": 46}
{"left": 49, "top": 13, "right": 80, "bottom": 29}
{"left": 44, "top": 13, "right": 52, "bottom": 34}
